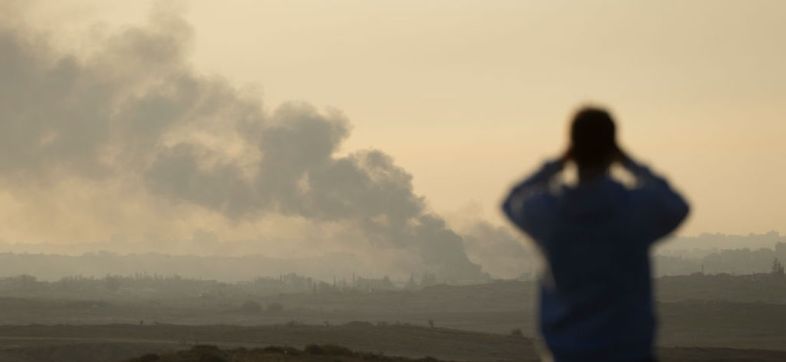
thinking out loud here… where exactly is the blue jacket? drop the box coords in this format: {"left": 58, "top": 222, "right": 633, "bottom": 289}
{"left": 502, "top": 159, "right": 689, "bottom": 362}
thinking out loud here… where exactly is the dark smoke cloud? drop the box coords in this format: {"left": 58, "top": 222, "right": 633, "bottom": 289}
{"left": 461, "top": 221, "right": 539, "bottom": 279}
{"left": 0, "top": 6, "right": 487, "bottom": 280}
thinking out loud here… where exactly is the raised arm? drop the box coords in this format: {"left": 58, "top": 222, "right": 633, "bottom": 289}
{"left": 620, "top": 153, "right": 690, "bottom": 243}
{"left": 502, "top": 158, "right": 564, "bottom": 241}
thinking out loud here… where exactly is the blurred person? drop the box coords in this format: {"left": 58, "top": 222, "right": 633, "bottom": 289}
{"left": 502, "top": 106, "right": 689, "bottom": 362}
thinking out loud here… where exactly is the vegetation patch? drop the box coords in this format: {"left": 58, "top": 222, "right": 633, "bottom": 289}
{"left": 126, "top": 344, "right": 448, "bottom": 362}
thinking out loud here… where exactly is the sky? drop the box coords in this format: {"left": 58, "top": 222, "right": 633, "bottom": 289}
{"left": 196, "top": 0, "right": 786, "bottom": 237}
{"left": 1, "top": 1, "right": 785, "bottom": 277}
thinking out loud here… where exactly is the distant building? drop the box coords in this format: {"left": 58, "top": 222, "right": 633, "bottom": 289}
{"left": 776, "top": 242, "right": 786, "bottom": 259}
{"left": 772, "top": 258, "right": 785, "bottom": 276}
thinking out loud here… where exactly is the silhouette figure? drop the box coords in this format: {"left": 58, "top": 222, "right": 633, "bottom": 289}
{"left": 502, "top": 106, "right": 689, "bottom": 362}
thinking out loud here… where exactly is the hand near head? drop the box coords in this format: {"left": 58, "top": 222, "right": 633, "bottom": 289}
{"left": 560, "top": 147, "right": 573, "bottom": 164}
{"left": 615, "top": 146, "right": 635, "bottom": 169}
{"left": 614, "top": 145, "right": 625, "bottom": 161}
{"left": 559, "top": 144, "right": 632, "bottom": 168}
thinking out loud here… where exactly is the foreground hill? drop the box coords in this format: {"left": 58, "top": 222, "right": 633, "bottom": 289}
{"left": 0, "top": 323, "right": 533, "bottom": 362}
{"left": 0, "top": 324, "right": 785, "bottom": 362}
{"left": 125, "top": 344, "right": 786, "bottom": 362}
{"left": 129, "top": 345, "right": 786, "bottom": 362}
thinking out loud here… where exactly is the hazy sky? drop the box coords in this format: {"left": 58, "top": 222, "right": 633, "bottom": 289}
{"left": 7, "top": 1, "right": 786, "bottom": 243}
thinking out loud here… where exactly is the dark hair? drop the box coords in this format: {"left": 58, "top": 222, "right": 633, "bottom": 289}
{"left": 570, "top": 107, "right": 618, "bottom": 169}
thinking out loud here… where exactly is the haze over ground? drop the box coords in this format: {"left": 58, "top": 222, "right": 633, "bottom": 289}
{"left": 1, "top": 1, "right": 785, "bottom": 279}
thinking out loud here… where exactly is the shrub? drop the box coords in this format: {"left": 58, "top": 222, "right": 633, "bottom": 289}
{"left": 179, "top": 345, "right": 228, "bottom": 362}
{"left": 417, "top": 357, "right": 440, "bottom": 362}
{"left": 262, "top": 346, "right": 301, "bottom": 355}
{"left": 135, "top": 353, "right": 160, "bottom": 362}
{"left": 304, "top": 344, "right": 354, "bottom": 356}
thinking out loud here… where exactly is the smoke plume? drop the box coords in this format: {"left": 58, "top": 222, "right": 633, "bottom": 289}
{"left": 0, "top": 5, "right": 497, "bottom": 280}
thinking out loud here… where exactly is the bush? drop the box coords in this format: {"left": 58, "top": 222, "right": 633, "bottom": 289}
{"left": 261, "top": 346, "right": 301, "bottom": 355}
{"left": 417, "top": 357, "right": 440, "bottom": 362}
{"left": 304, "top": 344, "right": 354, "bottom": 356}
{"left": 178, "top": 345, "right": 228, "bottom": 362}
{"left": 135, "top": 354, "right": 160, "bottom": 362}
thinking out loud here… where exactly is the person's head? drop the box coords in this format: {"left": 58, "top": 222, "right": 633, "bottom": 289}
{"left": 569, "top": 106, "right": 619, "bottom": 172}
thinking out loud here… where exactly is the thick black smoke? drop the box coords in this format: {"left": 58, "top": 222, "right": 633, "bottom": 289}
{"left": 0, "top": 6, "right": 485, "bottom": 280}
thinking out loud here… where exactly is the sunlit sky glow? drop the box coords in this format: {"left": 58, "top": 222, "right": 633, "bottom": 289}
{"left": 12, "top": 0, "right": 786, "bottom": 239}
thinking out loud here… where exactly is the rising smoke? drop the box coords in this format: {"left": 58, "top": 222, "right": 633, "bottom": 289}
{"left": 0, "top": 4, "right": 534, "bottom": 281}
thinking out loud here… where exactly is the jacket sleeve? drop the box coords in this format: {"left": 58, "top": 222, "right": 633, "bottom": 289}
{"left": 624, "top": 159, "right": 690, "bottom": 243}
{"left": 501, "top": 160, "right": 563, "bottom": 241}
